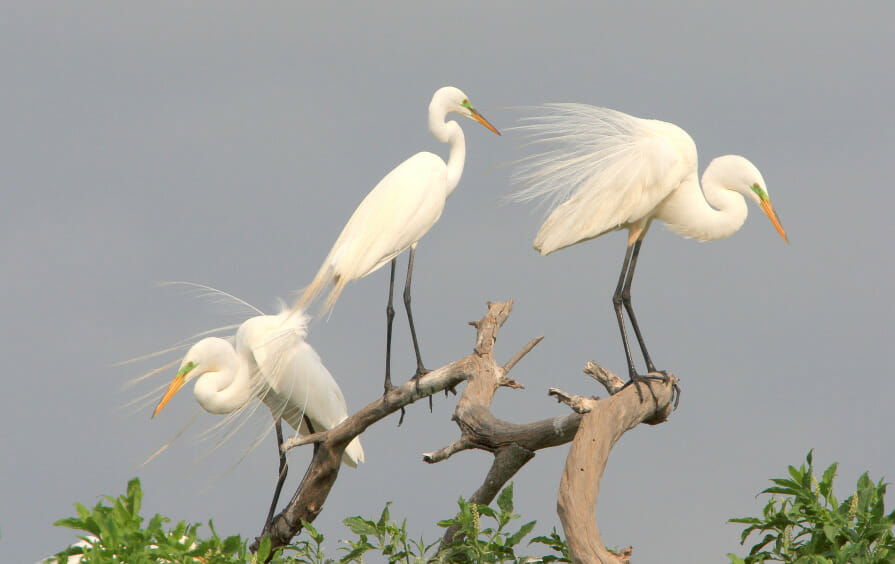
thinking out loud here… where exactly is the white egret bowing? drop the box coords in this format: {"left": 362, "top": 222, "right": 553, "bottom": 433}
{"left": 512, "top": 103, "right": 787, "bottom": 393}
{"left": 152, "top": 308, "right": 364, "bottom": 521}
{"left": 295, "top": 86, "right": 500, "bottom": 391}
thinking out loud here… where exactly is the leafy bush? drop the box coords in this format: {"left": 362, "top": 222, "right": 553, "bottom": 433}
{"left": 728, "top": 451, "right": 895, "bottom": 564}
{"left": 48, "top": 478, "right": 568, "bottom": 563}
{"left": 48, "top": 477, "right": 265, "bottom": 563}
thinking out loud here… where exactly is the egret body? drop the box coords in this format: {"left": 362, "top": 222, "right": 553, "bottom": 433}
{"left": 152, "top": 309, "right": 364, "bottom": 520}
{"left": 513, "top": 103, "right": 787, "bottom": 390}
{"left": 296, "top": 86, "right": 500, "bottom": 391}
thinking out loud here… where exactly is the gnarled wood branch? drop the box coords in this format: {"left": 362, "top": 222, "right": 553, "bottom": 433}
{"left": 426, "top": 301, "right": 585, "bottom": 547}
{"left": 556, "top": 366, "right": 678, "bottom": 563}
{"left": 254, "top": 300, "right": 679, "bottom": 564}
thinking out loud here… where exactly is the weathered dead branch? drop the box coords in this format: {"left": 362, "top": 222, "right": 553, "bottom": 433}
{"left": 426, "top": 300, "right": 585, "bottom": 547}
{"left": 555, "top": 366, "right": 678, "bottom": 563}
{"left": 254, "top": 300, "right": 679, "bottom": 563}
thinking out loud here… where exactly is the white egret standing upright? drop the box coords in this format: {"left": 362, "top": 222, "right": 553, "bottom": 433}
{"left": 512, "top": 103, "right": 787, "bottom": 394}
{"left": 152, "top": 308, "right": 364, "bottom": 524}
{"left": 295, "top": 86, "right": 500, "bottom": 392}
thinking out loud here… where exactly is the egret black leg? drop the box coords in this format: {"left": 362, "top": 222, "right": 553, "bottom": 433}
{"left": 264, "top": 419, "right": 289, "bottom": 531}
{"left": 613, "top": 241, "right": 669, "bottom": 405}
{"left": 612, "top": 243, "right": 640, "bottom": 384}
{"left": 386, "top": 259, "right": 408, "bottom": 422}
{"left": 403, "top": 248, "right": 433, "bottom": 411}
{"left": 305, "top": 416, "right": 320, "bottom": 457}
{"left": 621, "top": 239, "right": 657, "bottom": 373}
{"left": 384, "top": 259, "right": 397, "bottom": 393}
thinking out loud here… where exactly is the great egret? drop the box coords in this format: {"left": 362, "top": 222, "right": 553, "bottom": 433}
{"left": 152, "top": 308, "right": 364, "bottom": 519}
{"left": 512, "top": 103, "right": 787, "bottom": 392}
{"left": 295, "top": 86, "right": 500, "bottom": 392}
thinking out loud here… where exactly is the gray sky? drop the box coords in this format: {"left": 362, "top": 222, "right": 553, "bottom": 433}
{"left": 3, "top": 2, "right": 893, "bottom": 562}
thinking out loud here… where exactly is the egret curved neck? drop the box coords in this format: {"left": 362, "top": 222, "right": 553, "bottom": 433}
{"left": 658, "top": 173, "right": 748, "bottom": 241}
{"left": 192, "top": 347, "right": 253, "bottom": 415}
{"left": 430, "top": 116, "right": 466, "bottom": 196}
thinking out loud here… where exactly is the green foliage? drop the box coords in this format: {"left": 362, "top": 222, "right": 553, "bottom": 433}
{"left": 432, "top": 483, "right": 567, "bottom": 563}
{"left": 49, "top": 479, "right": 568, "bottom": 563}
{"left": 728, "top": 451, "right": 895, "bottom": 564}
{"left": 340, "top": 502, "right": 436, "bottom": 563}
{"left": 336, "top": 483, "right": 568, "bottom": 562}
{"left": 48, "top": 477, "right": 279, "bottom": 563}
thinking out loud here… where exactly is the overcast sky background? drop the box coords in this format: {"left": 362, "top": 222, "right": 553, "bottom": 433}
{"left": 3, "top": 3, "right": 893, "bottom": 562}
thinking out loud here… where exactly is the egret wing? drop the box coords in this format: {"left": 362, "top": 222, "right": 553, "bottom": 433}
{"left": 296, "top": 152, "right": 448, "bottom": 313}
{"left": 327, "top": 151, "right": 447, "bottom": 279}
{"left": 512, "top": 104, "right": 697, "bottom": 253}
{"left": 241, "top": 312, "right": 364, "bottom": 467}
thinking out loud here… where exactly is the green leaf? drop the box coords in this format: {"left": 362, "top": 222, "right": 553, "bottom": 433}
{"left": 377, "top": 502, "right": 391, "bottom": 528}
{"left": 497, "top": 484, "right": 514, "bottom": 514}
{"left": 508, "top": 521, "right": 537, "bottom": 546}
{"left": 821, "top": 463, "right": 838, "bottom": 489}
{"left": 53, "top": 517, "right": 86, "bottom": 530}
{"left": 256, "top": 535, "right": 271, "bottom": 561}
{"left": 822, "top": 524, "right": 839, "bottom": 544}
{"left": 343, "top": 516, "right": 378, "bottom": 536}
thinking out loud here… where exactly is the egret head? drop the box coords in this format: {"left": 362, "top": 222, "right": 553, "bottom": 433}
{"left": 710, "top": 155, "right": 787, "bottom": 242}
{"left": 151, "top": 338, "right": 226, "bottom": 418}
{"left": 431, "top": 86, "right": 501, "bottom": 135}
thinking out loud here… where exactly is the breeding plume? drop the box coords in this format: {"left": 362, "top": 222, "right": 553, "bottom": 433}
{"left": 295, "top": 86, "right": 500, "bottom": 390}
{"left": 513, "top": 103, "right": 787, "bottom": 391}
{"left": 152, "top": 309, "right": 364, "bottom": 520}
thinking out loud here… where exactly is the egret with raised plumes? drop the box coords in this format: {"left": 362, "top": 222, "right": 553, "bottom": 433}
{"left": 152, "top": 308, "right": 364, "bottom": 521}
{"left": 512, "top": 103, "right": 787, "bottom": 393}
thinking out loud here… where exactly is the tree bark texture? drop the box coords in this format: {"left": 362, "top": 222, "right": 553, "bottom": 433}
{"left": 555, "top": 370, "right": 678, "bottom": 563}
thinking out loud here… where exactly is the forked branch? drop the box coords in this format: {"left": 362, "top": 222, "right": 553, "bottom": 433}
{"left": 426, "top": 301, "right": 585, "bottom": 547}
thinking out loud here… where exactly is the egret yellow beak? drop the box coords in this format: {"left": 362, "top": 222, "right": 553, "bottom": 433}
{"left": 760, "top": 199, "right": 788, "bottom": 242}
{"left": 152, "top": 362, "right": 195, "bottom": 418}
{"left": 470, "top": 108, "right": 501, "bottom": 136}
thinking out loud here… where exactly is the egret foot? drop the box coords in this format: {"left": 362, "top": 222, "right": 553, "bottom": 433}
{"left": 411, "top": 366, "right": 433, "bottom": 412}
{"left": 621, "top": 371, "right": 671, "bottom": 407}
{"left": 381, "top": 383, "right": 408, "bottom": 425}
{"left": 643, "top": 370, "right": 681, "bottom": 410}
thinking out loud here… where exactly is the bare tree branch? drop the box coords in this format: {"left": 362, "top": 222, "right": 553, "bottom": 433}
{"left": 584, "top": 360, "right": 625, "bottom": 394}
{"left": 253, "top": 300, "right": 680, "bottom": 564}
{"left": 502, "top": 336, "right": 543, "bottom": 374}
{"left": 556, "top": 369, "right": 678, "bottom": 563}
{"left": 548, "top": 387, "right": 594, "bottom": 413}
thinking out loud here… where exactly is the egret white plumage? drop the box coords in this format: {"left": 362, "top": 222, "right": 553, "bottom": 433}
{"left": 295, "top": 86, "right": 500, "bottom": 391}
{"left": 512, "top": 103, "right": 787, "bottom": 393}
{"left": 152, "top": 308, "right": 364, "bottom": 521}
